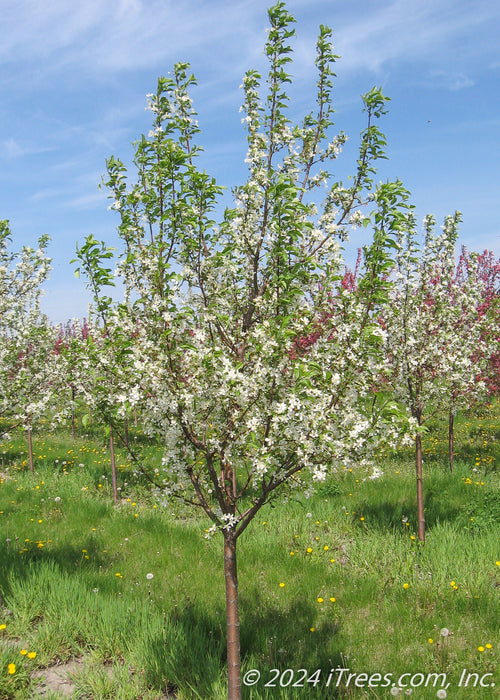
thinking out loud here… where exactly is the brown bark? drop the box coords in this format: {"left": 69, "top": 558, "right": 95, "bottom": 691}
{"left": 448, "top": 410, "right": 454, "bottom": 472}
{"left": 71, "top": 386, "right": 76, "bottom": 440}
{"left": 28, "top": 426, "right": 34, "bottom": 473}
{"left": 415, "top": 431, "right": 425, "bottom": 543}
{"left": 109, "top": 426, "right": 118, "bottom": 503}
{"left": 224, "top": 533, "right": 241, "bottom": 700}
{"left": 124, "top": 418, "right": 129, "bottom": 449}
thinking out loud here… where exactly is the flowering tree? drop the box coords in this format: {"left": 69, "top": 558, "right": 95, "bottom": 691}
{"left": 445, "top": 247, "right": 500, "bottom": 466}
{"left": 0, "top": 220, "right": 61, "bottom": 469}
{"left": 75, "top": 4, "right": 413, "bottom": 697}
{"left": 467, "top": 249, "right": 500, "bottom": 399}
{"left": 60, "top": 269, "right": 143, "bottom": 500}
{"left": 382, "top": 214, "right": 494, "bottom": 540}
{"left": 54, "top": 319, "right": 95, "bottom": 440}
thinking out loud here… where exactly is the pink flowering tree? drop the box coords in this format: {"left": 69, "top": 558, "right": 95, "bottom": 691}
{"left": 75, "top": 4, "right": 414, "bottom": 698}
{"left": 444, "top": 247, "right": 500, "bottom": 466}
{"left": 466, "top": 249, "right": 500, "bottom": 399}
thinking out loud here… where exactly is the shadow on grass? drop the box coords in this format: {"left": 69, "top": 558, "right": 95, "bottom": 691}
{"left": 0, "top": 536, "right": 345, "bottom": 699}
{"left": 0, "top": 540, "right": 107, "bottom": 601}
{"left": 337, "top": 467, "right": 476, "bottom": 534}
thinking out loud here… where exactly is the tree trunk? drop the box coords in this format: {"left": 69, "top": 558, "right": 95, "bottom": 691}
{"left": 415, "top": 431, "right": 425, "bottom": 543}
{"left": 109, "top": 426, "right": 118, "bottom": 503}
{"left": 28, "top": 426, "right": 34, "bottom": 473}
{"left": 224, "top": 532, "right": 241, "bottom": 700}
{"left": 71, "top": 386, "right": 76, "bottom": 440}
{"left": 124, "top": 418, "right": 129, "bottom": 449}
{"left": 448, "top": 410, "right": 454, "bottom": 472}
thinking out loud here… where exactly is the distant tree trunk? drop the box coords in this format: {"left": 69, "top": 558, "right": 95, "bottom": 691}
{"left": 109, "top": 426, "right": 118, "bottom": 503}
{"left": 448, "top": 410, "right": 454, "bottom": 472}
{"left": 224, "top": 532, "right": 241, "bottom": 700}
{"left": 415, "top": 410, "right": 425, "bottom": 543}
{"left": 124, "top": 418, "right": 129, "bottom": 449}
{"left": 28, "top": 425, "right": 34, "bottom": 473}
{"left": 71, "top": 386, "right": 76, "bottom": 440}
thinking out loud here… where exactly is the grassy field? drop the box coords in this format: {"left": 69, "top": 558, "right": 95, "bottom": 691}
{"left": 0, "top": 404, "right": 499, "bottom": 699}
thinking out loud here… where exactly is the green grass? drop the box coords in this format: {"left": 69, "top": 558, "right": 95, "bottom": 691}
{"left": 0, "top": 404, "right": 498, "bottom": 699}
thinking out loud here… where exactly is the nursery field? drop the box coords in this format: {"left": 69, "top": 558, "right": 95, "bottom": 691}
{"left": 0, "top": 405, "right": 499, "bottom": 699}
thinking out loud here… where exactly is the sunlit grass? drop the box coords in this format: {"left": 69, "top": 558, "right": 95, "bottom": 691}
{"left": 0, "top": 402, "right": 498, "bottom": 698}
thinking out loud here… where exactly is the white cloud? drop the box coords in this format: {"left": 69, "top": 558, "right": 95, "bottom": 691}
{"left": 1, "top": 138, "right": 54, "bottom": 159}
{"left": 332, "top": 0, "right": 500, "bottom": 75}
{"left": 426, "top": 70, "right": 474, "bottom": 91}
{"left": 0, "top": 0, "right": 266, "bottom": 81}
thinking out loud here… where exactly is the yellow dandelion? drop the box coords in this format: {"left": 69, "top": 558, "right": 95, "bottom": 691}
{"left": 428, "top": 638, "right": 434, "bottom": 644}
{"left": 0, "top": 624, "right": 6, "bottom": 630}
{"left": 279, "top": 582, "right": 285, "bottom": 588}
{"left": 330, "top": 597, "right": 336, "bottom": 603}
{"left": 403, "top": 583, "right": 410, "bottom": 589}
{"left": 306, "top": 547, "right": 312, "bottom": 553}
{"left": 20, "top": 649, "right": 27, "bottom": 656}
{"left": 478, "top": 646, "right": 485, "bottom": 653}
{"left": 8, "top": 663, "right": 15, "bottom": 674}
{"left": 310, "top": 627, "right": 315, "bottom": 632}
{"left": 486, "top": 643, "right": 492, "bottom": 649}
{"left": 317, "top": 597, "right": 324, "bottom": 603}
{"left": 323, "top": 545, "right": 329, "bottom": 551}
{"left": 289, "top": 551, "right": 294, "bottom": 556}
{"left": 330, "top": 558, "right": 335, "bottom": 563}
{"left": 27, "top": 651, "right": 36, "bottom": 659}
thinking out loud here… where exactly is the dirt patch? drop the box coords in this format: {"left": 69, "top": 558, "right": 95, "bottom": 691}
{"left": 31, "top": 657, "right": 176, "bottom": 698}
{"left": 32, "top": 658, "right": 84, "bottom": 697}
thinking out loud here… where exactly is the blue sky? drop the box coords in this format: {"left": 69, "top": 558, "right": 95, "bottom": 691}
{"left": 1, "top": 0, "right": 499, "bottom": 323}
